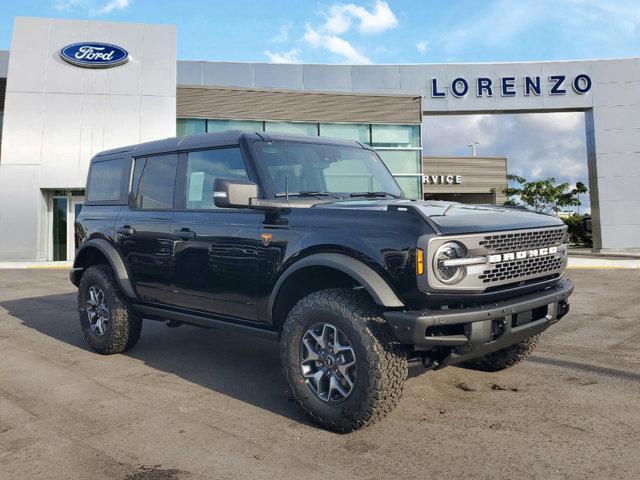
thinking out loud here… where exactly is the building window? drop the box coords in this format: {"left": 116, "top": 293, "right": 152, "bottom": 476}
{"left": 185, "top": 147, "right": 249, "bottom": 209}
{"left": 177, "top": 118, "right": 206, "bottom": 136}
{"left": 394, "top": 176, "right": 422, "bottom": 199}
{"left": 207, "top": 119, "right": 264, "bottom": 133}
{"left": 377, "top": 150, "right": 421, "bottom": 175}
{"left": 52, "top": 196, "right": 67, "bottom": 262}
{"left": 319, "top": 123, "right": 370, "bottom": 143}
{"left": 264, "top": 121, "right": 318, "bottom": 136}
{"left": 131, "top": 155, "right": 178, "bottom": 209}
{"left": 371, "top": 124, "right": 420, "bottom": 148}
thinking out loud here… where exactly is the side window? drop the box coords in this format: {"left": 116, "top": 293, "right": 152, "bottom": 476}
{"left": 87, "top": 158, "right": 125, "bottom": 202}
{"left": 131, "top": 154, "right": 178, "bottom": 209}
{"left": 185, "top": 147, "right": 249, "bottom": 209}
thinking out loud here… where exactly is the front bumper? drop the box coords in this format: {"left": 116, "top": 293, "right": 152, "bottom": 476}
{"left": 384, "top": 279, "right": 573, "bottom": 368}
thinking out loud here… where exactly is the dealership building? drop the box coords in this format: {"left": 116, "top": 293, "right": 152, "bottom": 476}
{"left": 0, "top": 16, "right": 638, "bottom": 261}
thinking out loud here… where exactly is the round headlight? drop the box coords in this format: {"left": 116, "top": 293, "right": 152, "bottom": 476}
{"left": 433, "top": 242, "right": 467, "bottom": 285}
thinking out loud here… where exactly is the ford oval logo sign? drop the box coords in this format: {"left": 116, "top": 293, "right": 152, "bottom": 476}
{"left": 60, "top": 42, "right": 129, "bottom": 68}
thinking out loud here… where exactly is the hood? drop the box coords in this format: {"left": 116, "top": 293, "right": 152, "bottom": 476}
{"left": 312, "top": 199, "right": 564, "bottom": 235}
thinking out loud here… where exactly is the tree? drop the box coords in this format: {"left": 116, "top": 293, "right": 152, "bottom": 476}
{"left": 501, "top": 174, "right": 588, "bottom": 214}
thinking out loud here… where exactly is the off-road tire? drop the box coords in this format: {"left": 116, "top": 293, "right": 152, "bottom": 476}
{"left": 461, "top": 333, "right": 542, "bottom": 372}
{"left": 280, "top": 288, "right": 407, "bottom": 433}
{"left": 78, "top": 264, "right": 142, "bottom": 354}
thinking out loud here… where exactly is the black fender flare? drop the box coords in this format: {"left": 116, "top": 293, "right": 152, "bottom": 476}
{"left": 268, "top": 252, "right": 405, "bottom": 316}
{"left": 72, "top": 238, "right": 137, "bottom": 298}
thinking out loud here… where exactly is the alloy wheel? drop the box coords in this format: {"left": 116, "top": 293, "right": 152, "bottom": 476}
{"left": 86, "top": 285, "right": 109, "bottom": 336}
{"left": 300, "top": 322, "right": 357, "bottom": 402}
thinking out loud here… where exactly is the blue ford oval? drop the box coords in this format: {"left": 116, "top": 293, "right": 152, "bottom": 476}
{"left": 60, "top": 42, "right": 129, "bottom": 68}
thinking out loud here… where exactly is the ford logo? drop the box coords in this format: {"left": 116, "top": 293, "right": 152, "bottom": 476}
{"left": 59, "top": 42, "right": 129, "bottom": 68}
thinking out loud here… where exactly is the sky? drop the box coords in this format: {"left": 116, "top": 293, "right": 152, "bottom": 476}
{"left": 1, "top": 0, "right": 639, "bottom": 211}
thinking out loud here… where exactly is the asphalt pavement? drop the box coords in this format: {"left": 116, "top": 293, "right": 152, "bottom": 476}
{"left": 0, "top": 268, "right": 638, "bottom": 480}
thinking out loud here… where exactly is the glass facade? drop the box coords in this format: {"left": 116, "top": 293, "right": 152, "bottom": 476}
{"left": 207, "top": 119, "right": 263, "bottom": 133}
{"left": 377, "top": 150, "right": 421, "bottom": 175}
{"left": 176, "top": 118, "right": 206, "bottom": 136}
{"left": 319, "top": 123, "right": 371, "bottom": 143}
{"left": 176, "top": 118, "right": 422, "bottom": 198}
{"left": 371, "top": 124, "right": 420, "bottom": 148}
{"left": 52, "top": 196, "right": 67, "bottom": 261}
{"left": 265, "top": 121, "right": 318, "bottom": 136}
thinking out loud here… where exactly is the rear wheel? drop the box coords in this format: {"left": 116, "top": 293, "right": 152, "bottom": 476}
{"left": 78, "top": 264, "right": 142, "bottom": 354}
{"left": 461, "top": 334, "right": 542, "bottom": 372}
{"left": 280, "top": 288, "right": 407, "bottom": 433}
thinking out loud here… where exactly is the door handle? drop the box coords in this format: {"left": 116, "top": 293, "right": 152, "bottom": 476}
{"left": 174, "top": 229, "right": 196, "bottom": 240}
{"left": 117, "top": 226, "right": 135, "bottom": 236}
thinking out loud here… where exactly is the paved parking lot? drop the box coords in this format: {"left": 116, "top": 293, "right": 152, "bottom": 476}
{"left": 0, "top": 268, "right": 639, "bottom": 480}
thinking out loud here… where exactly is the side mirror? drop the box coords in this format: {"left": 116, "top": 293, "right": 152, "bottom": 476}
{"left": 213, "top": 178, "right": 259, "bottom": 209}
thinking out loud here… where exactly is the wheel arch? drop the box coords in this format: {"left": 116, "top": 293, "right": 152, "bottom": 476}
{"left": 268, "top": 253, "right": 404, "bottom": 329}
{"left": 71, "top": 238, "right": 136, "bottom": 298}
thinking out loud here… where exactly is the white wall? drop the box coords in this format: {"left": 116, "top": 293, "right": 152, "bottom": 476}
{"left": 0, "top": 17, "right": 177, "bottom": 260}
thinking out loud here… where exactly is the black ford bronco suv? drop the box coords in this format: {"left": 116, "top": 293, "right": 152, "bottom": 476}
{"left": 71, "top": 131, "right": 573, "bottom": 432}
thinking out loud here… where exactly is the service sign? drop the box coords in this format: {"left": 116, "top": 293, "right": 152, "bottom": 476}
{"left": 60, "top": 42, "right": 129, "bottom": 68}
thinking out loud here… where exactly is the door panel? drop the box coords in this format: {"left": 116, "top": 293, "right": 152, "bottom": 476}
{"left": 117, "top": 153, "right": 178, "bottom": 304}
{"left": 116, "top": 209, "right": 174, "bottom": 303}
{"left": 171, "top": 210, "right": 262, "bottom": 320}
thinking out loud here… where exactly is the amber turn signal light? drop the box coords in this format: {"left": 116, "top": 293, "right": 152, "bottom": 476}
{"left": 416, "top": 248, "right": 424, "bottom": 276}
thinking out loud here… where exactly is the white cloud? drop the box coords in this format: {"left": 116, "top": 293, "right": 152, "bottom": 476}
{"left": 324, "top": 1, "right": 398, "bottom": 35}
{"left": 98, "top": 0, "right": 130, "bottom": 14}
{"left": 422, "top": 112, "right": 591, "bottom": 211}
{"left": 416, "top": 40, "right": 429, "bottom": 54}
{"left": 54, "top": 0, "right": 131, "bottom": 15}
{"left": 303, "top": 24, "right": 371, "bottom": 64}
{"left": 298, "top": 1, "right": 397, "bottom": 63}
{"left": 265, "top": 48, "right": 301, "bottom": 63}
{"left": 271, "top": 22, "right": 292, "bottom": 43}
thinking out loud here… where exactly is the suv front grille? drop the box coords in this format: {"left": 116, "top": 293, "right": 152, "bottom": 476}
{"left": 422, "top": 225, "right": 569, "bottom": 293}
{"left": 478, "top": 255, "right": 564, "bottom": 284}
{"left": 479, "top": 227, "right": 566, "bottom": 253}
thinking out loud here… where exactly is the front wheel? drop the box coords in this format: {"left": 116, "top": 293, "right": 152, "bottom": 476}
{"left": 280, "top": 289, "right": 407, "bottom": 433}
{"left": 78, "top": 264, "right": 142, "bottom": 355}
{"left": 461, "top": 334, "right": 542, "bottom": 372}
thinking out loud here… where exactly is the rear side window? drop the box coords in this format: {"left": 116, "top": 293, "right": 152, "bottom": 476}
{"left": 185, "top": 147, "right": 249, "bottom": 209}
{"left": 131, "top": 154, "right": 178, "bottom": 209}
{"left": 87, "top": 158, "right": 125, "bottom": 202}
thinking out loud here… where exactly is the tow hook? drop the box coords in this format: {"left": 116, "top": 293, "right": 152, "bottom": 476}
{"left": 421, "top": 356, "right": 439, "bottom": 370}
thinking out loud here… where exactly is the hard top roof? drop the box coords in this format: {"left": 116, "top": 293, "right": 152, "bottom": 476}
{"left": 92, "top": 130, "right": 365, "bottom": 161}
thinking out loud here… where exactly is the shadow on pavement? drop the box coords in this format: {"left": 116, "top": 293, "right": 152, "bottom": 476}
{"left": 0, "top": 292, "right": 312, "bottom": 426}
{"left": 528, "top": 355, "right": 640, "bottom": 382}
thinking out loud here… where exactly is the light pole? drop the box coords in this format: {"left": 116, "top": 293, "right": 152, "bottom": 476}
{"left": 468, "top": 141, "right": 479, "bottom": 157}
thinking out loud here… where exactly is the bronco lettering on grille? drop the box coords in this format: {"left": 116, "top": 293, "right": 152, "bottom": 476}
{"left": 488, "top": 246, "right": 558, "bottom": 263}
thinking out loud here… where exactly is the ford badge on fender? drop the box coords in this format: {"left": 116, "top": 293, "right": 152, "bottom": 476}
{"left": 60, "top": 42, "right": 129, "bottom": 68}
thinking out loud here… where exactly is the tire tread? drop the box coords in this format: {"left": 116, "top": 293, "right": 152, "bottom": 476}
{"left": 78, "top": 264, "right": 142, "bottom": 355}
{"left": 280, "top": 288, "right": 407, "bottom": 433}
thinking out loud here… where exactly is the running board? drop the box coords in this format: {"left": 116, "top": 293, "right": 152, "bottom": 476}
{"left": 134, "top": 304, "right": 280, "bottom": 341}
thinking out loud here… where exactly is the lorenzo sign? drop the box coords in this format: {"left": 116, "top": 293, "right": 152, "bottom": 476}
{"left": 431, "top": 74, "right": 592, "bottom": 98}
{"left": 60, "top": 42, "right": 129, "bottom": 68}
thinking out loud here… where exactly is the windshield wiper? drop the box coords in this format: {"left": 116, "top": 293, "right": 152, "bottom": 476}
{"left": 275, "top": 191, "right": 344, "bottom": 199}
{"left": 349, "top": 191, "right": 403, "bottom": 199}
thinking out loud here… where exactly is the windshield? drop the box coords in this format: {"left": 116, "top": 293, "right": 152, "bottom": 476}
{"left": 253, "top": 141, "right": 403, "bottom": 198}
